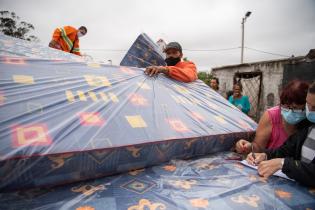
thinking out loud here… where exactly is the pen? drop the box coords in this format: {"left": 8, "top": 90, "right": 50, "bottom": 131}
{"left": 251, "top": 143, "right": 256, "bottom": 165}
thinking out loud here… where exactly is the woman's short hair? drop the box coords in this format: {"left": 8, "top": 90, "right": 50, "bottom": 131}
{"left": 280, "top": 80, "right": 309, "bottom": 105}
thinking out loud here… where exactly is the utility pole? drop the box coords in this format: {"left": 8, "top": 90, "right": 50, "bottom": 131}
{"left": 241, "top": 11, "right": 252, "bottom": 64}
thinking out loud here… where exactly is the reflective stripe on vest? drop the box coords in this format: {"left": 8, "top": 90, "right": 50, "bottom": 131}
{"left": 59, "top": 27, "right": 73, "bottom": 50}
{"left": 72, "top": 48, "right": 80, "bottom": 53}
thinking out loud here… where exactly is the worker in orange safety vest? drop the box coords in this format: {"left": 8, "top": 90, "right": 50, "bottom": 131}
{"left": 49, "top": 26, "right": 87, "bottom": 56}
{"left": 145, "top": 42, "right": 197, "bottom": 83}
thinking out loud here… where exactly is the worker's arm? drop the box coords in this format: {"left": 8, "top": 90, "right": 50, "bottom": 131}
{"left": 52, "top": 28, "right": 61, "bottom": 42}
{"left": 235, "top": 111, "right": 272, "bottom": 153}
{"left": 167, "top": 61, "right": 197, "bottom": 83}
{"left": 71, "top": 38, "right": 81, "bottom": 56}
{"left": 49, "top": 28, "right": 62, "bottom": 49}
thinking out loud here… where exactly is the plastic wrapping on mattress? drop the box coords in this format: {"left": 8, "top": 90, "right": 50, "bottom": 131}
{"left": 0, "top": 34, "right": 84, "bottom": 62}
{"left": 120, "top": 33, "right": 166, "bottom": 68}
{"left": 0, "top": 152, "right": 314, "bottom": 210}
{"left": 0, "top": 34, "right": 257, "bottom": 191}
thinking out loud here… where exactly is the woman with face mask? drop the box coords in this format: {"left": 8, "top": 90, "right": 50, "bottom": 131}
{"left": 235, "top": 80, "right": 310, "bottom": 154}
{"left": 245, "top": 81, "right": 315, "bottom": 187}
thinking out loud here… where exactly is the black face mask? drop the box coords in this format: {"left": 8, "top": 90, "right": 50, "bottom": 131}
{"left": 165, "top": 57, "right": 181, "bottom": 66}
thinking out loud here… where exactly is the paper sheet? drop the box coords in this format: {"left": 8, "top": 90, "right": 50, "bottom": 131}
{"left": 240, "top": 160, "right": 294, "bottom": 181}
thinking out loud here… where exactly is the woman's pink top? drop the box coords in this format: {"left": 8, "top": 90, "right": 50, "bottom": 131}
{"left": 266, "top": 106, "right": 288, "bottom": 149}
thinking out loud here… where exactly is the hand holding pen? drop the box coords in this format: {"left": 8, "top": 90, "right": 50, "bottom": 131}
{"left": 246, "top": 143, "right": 267, "bottom": 166}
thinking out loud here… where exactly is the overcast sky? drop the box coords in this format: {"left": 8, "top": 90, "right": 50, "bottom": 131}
{"left": 1, "top": 0, "right": 315, "bottom": 70}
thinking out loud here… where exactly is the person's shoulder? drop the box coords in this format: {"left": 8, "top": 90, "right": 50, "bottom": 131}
{"left": 64, "top": 26, "right": 77, "bottom": 32}
{"left": 266, "top": 106, "right": 280, "bottom": 123}
{"left": 183, "top": 60, "right": 195, "bottom": 64}
{"left": 267, "top": 106, "right": 280, "bottom": 115}
{"left": 296, "top": 120, "right": 313, "bottom": 130}
{"left": 67, "top": 25, "right": 76, "bottom": 29}
{"left": 181, "top": 61, "right": 196, "bottom": 66}
{"left": 267, "top": 106, "right": 280, "bottom": 111}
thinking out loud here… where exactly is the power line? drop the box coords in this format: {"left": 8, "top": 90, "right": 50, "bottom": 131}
{"left": 245, "top": 47, "right": 291, "bottom": 58}
{"left": 82, "top": 46, "right": 292, "bottom": 58}
{"left": 82, "top": 47, "right": 241, "bottom": 52}
{"left": 183, "top": 47, "right": 240, "bottom": 52}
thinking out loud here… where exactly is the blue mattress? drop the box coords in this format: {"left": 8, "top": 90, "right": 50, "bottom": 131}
{"left": 0, "top": 34, "right": 257, "bottom": 191}
{"left": 0, "top": 152, "right": 314, "bottom": 210}
{"left": 120, "top": 33, "right": 166, "bottom": 68}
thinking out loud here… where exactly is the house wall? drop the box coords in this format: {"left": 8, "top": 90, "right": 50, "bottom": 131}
{"left": 212, "top": 61, "right": 287, "bottom": 119}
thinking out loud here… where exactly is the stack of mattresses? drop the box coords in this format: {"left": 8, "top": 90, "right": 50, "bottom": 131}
{"left": 0, "top": 34, "right": 256, "bottom": 192}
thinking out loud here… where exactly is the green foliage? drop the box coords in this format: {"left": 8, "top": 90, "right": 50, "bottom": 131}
{"left": 0, "top": 11, "right": 39, "bottom": 42}
{"left": 198, "top": 71, "right": 213, "bottom": 86}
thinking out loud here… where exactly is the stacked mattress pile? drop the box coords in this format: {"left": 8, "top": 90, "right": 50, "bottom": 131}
{"left": 1, "top": 34, "right": 311, "bottom": 209}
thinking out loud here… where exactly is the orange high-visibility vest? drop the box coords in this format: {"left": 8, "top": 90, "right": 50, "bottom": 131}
{"left": 52, "top": 26, "right": 81, "bottom": 56}
{"left": 167, "top": 61, "right": 198, "bottom": 83}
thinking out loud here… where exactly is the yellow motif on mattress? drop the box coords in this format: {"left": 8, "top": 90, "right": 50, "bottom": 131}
{"left": 275, "top": 189, "right": 292, "bottom": 199}
{"left": 190, "top": 198, "right": 209, "bottom": 208}
{"left": 195, "top": 162, "right": 218, "bottom": 170}
{"left": 126, "top": 115, "right": 147, "bottom": 128}
{"left": 171, "top": 95, "right": 192, "bottom": 105}
{"left": 214, "top": 115, "right": 227, "bottom": 124}
{"left": 172, "top": 84, "right": 190, "bottom": 94}
{"left": 0, "top": 92, "right": 6, "bottom": 105}
{"left": 48, "top": 153, "right": 73, "bottom": 169}
{"left": 87, "top": 62, "right": 101, "bottom": 68}
{"left": 84, "top": 75, "right": 111, "bottom": 87}
{"left": 163, "top": 165, "right": 176, "bottom": 172}
{"left": 126, "top": 146, "right": 142, "bottom": 157}
{"left": 248, "top": 175, "right": 267, "bottom": 183}
{"left": 128, "top": 199, "right": 166, "bottom": 210}
{"left": 129, "top": 168, "right": 145, "bottom": 176}
{"left": 65, "top": 91, "right": 118, "bottom": 103}
{"left": 231, "top": 195, "right": 260, "bottom": 207}
{"left": 168, "top": 179, "right": 197, "bottom": 190}
{"left": 76, "top": 205, "right": 95, "bottom": 210}
{"left": 71, "top": 184, "right": 106, "bottom": 196}
{"left": 13, "top": 75, "right": 34, "bottom": 84}
{"left": 137, "top": 82, "right": 151, "bottom": 90}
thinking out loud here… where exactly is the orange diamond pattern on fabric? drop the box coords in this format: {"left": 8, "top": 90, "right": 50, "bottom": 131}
{"left": 11, "top": 124, "right": 52, "bottom": 148}
{"left": 167, "top": 118, "right": 189, "bottom": 132}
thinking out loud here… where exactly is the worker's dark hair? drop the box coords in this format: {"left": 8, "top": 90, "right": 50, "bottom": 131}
{"left": 233, "top": 82, "right": 243, "bottom": 92}
{"left": 280, "top": 80, "right": 309, "bottom": 105}
{"left": 211, "top": 77, "right": 219, "bottom": 85}
{"left": 79, "top": 26, "right": 87, "bottom": 33}
{"left": 308, "top": 81, "right": 315, "bottom": 94}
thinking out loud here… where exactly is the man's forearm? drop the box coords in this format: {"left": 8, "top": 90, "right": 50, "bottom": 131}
{"left": 158, "top": 66, "right": 169, "bottom": 75}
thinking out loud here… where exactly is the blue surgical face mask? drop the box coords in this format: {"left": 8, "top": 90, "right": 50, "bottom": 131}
{"left": 306, "top": 104, "right": 315, "bottom": 123}
{"left": 281, "top": 107, "right": 306, "bottom": 125}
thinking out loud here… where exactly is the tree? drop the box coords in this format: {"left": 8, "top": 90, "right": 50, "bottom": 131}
{"left": 0, "top": 10, "right": 39, "bottom": 42}
{"left": 198, "top": 71, "right": 213, "bottom": 86}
